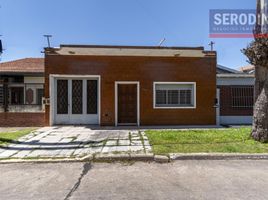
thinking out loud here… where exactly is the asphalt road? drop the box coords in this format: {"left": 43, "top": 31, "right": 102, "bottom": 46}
{"left": 0, "top": 160, "right": 268, "bottom": 200}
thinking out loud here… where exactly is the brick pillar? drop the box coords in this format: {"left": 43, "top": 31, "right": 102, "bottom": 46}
{"left": 3, "top": 78, "right": 8, "bottom": 112}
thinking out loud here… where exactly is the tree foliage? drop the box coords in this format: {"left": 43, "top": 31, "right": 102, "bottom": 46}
{"left": 242, "top": 38, "right": 268, "bottom": 67}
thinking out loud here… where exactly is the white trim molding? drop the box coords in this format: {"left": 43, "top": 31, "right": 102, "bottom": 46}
{"left": 220, "top": 116, "right": 252, "bottom": 125}
{"left": 153, "top": 82, "right": 196, "bottom": 109}
{"left": 49, "top": 74, "right": 101, "bottom": 126}
{"left": 217, "top": 76, "right": 254, "bottom": 86}
{"left": 115, "top": 81, "right": 140, "bottom": 127}
{"left": 216, "top": 88, "right": 220, "bottom": 126}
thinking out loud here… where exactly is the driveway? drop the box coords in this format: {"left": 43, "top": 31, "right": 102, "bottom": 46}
{"left": 1, "top": 160, "right": 268, "bottom": 200}
{"left": 0, "top": 126, "right": 151, "bottom": 159}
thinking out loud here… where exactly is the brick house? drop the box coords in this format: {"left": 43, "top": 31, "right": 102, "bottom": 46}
{"left": 0, "top": 54, "right": 254, "bottom": 127}
{"left": 0, "top": 58, "right": 45, "bottom": 126}
{"left": 44, "top": 45, "right": 217, "bottom": 126}
{"left": 239, "top": 65, "right": 255, "bottom": 74}
{"left": 217, "top": 65, "right": 254, "bottom": 125}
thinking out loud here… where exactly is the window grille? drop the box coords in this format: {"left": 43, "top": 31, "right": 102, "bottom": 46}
{"left": 57, "top": 80, "right": 68, "bottom": 114}
{"left": 231, "top": 86, "right": 254, "bottom": 108}
{"left": 155, "top": 83, "right": 195, "bottom": 108}
{"left": 87, "top": 80, "right": 98, "bottom": 114}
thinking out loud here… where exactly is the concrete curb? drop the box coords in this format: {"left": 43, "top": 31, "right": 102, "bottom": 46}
{"left": 2, "top": 153, "right": 268, "bottom": 164}
{"left": 154, "top": 155, "right": 170, "bottom": 163}
{"left": 93, "top": 154, "right": 130, "bottom": 162}
{"left": 93, "top": 153, "right": 154, "bottom": 162}
{"left": 130, "top": 154, "right": 155, "bottom": 161}
{"left": 0, "top": 155, "right": 94, "bottom": 164}
{"left": 0, "top": 158, "right": 85, "bottom": 164}
{"left": 0, "top": 154, "right": 155, "bottom": 164}
{"left": 169, "top": 153, "right": 268, "bottom": 160}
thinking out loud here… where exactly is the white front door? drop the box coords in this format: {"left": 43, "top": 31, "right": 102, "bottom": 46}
{"left": 54, "top": 77, "right": 99, "bottom": 125}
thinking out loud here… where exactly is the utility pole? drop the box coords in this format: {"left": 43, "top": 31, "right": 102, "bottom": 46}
{"left": 43, "top": 35, "right": 52, "bottom": 48}
{"left": 158, "top": 38, "right": 166, "bottom": 47}
{"left": 256, "top": 0, "right": 268, "bottom": 35}
{"left": 208, "top": 41, "right": 215, "bottom": 51}
{"left": 0, "top": 35, "right": 3, "bottom": 54}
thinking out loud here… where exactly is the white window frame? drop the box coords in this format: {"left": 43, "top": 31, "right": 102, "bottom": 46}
{"left": 153, "top": 82, "right": 196, "bottom": 109}
{"left": 49, "top": 74, "right": 101, "bottom": 126}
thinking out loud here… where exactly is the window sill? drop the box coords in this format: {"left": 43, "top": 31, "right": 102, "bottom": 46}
{"left": 154, "top": 106, "right": 196, "bottom": 109}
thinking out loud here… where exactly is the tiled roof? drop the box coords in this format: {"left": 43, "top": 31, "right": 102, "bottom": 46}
{"left": 0, "top": 58, "right": 44, "bottom": 74}
{"left": 238, "top": 65, "right": 255, "bottom": 72}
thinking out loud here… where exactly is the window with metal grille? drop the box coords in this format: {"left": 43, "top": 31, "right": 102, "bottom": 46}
{"left": 231, "top": 86, "right": 254, "bottom": 108}
{"left": 72, "top": 80, "right": 83, "bottom": 114}
{"left": 57, "top": 80, "right": 68, "bottom": 114}
{"left": 37, "top": 89, "right": 44, "bottom": 105}
{"left": 10, "top": 87, "right": 24, "bottom": 105}
{"left": 87, "top": 80, "right": 98, "bottom": 114}
{"left": 154, "top": 83, "right": 195, "bottom": 108}
{"left": 156, "top": 90, "right": 167, "bottom": 104}
{"left": 168, "top": 90, "right": 178, "bottom": 104}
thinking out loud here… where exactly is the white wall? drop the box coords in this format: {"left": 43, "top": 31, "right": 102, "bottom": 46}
{"left": 24, "top": 77, "right": 44, "bottom": 84}
{"left": 220, "top": 116, "right": 253, "bottom": 125}
{"left": 217, "top": 77, "right": 254, "bottom": 86}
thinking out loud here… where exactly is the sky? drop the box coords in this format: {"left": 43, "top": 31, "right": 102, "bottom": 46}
{"left": 0, "top": 0, "right": 256, "bottom": 69}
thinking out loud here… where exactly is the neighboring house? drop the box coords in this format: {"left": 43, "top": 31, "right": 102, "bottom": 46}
{"left": 44, "top": 45, "right": 217, "bottom": 126}
{"left": 0, "top": 58, "right": 45, "bottom": 126}
{"left": 239, "top": 65, "right": 255, "bottom": 74}
{"left": 217, "top": 65, "right": 254, "bottom": 125}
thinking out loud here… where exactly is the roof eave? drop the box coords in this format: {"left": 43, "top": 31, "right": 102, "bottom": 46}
{"left": 217, "top": 74, "right": 255, "bottom": 78}
{"left": 58, "top": 44, "right": 205, "bottom": 50}
{"left": 0, "top": 72, "right": 44, "bottom": 76}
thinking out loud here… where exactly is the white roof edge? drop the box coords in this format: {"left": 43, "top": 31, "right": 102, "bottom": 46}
{"left": 217, "top": 64, "right": 241, "bottom": 74}
{"left": 45, "top": 45, "right": 216, "bottom": 58}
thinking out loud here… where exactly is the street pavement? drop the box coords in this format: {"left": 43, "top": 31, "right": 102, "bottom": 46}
{"left": 1, "top": 160, "right": 268, "bottom": 200}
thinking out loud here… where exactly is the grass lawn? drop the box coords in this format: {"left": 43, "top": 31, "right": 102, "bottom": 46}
{"left": 0, "top": 128, "right": 35, "bottom": 146}
{"left": 146, "top": 127, "right": 268, "bottom": 155}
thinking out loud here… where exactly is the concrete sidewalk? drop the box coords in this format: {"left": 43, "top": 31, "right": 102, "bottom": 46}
{"left": 0, "top": 126, "right": 152, "bottom": 159}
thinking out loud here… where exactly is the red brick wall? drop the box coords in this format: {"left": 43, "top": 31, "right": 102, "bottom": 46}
{"left": 219, "top": 86, "right": 253, "bottom": 116}
{"left": 0, "top": 112, "right": 45, "bottom": 127}
{"left": 45, "top": 55, "right": 217, "bottom": 126}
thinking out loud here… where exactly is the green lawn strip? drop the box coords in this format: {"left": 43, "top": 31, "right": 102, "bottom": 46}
{"left": 0, "top": 128, "right": 36, "bottom": 146}
{"left": 146, "top": 128, "right": 268, "bottom": 154}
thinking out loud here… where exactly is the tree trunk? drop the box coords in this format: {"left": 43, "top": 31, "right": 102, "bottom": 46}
{"left": 252, "top": 64, "right": 268, "bottom": 142}
{"left": 244, "top": 0, "right": 268, "bottom": 142}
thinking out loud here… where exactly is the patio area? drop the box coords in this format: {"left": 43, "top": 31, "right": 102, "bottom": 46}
{"left": 0, "top": 126, "right": 152, "bottom": 159}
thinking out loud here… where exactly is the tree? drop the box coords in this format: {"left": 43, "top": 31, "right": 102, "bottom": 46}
{"left": 243, "top": 0, "right": 268, "bottom": 142}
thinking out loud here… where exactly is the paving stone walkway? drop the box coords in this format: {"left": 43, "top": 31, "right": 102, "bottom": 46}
{"left": 0, "top": 126, "right": 152, "bottom": 159}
